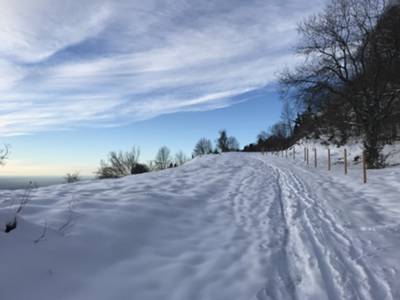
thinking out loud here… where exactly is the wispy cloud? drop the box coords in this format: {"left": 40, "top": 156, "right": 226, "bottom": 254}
{"left": 0, "top": 0, "right": 325, "bottom": 136}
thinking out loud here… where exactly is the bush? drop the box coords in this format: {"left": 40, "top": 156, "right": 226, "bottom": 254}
{"left": 65, "top": 172, "right": 80, "bottom": 183}
{"left": 96, "top": 147, "right": 148, "bottom": 179}
{"left": 131, "top": 163, "right": 149, "bottom": 174}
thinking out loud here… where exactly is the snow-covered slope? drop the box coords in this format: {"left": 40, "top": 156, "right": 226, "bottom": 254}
{"left": 1, "top": 153, "right": 400, "bottom": 299}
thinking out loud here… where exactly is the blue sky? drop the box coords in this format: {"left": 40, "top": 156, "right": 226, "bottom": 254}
{"left": 0, "top": 0, "right": 325, "bottom": 176}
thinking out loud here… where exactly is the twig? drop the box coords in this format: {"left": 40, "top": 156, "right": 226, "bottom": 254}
{"left": 16, "top": 182, "right": 34, "bottom": 214}
{"left": 34, "top": 221, "right": 48, "bottom": 244}
{"left": 58, "top": 200, "right": 77, "bottom": 235}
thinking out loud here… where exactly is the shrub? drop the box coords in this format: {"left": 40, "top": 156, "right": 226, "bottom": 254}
{"left": 131, "top": 163, "right": 149, "bottom": 174}
{"left": 96, "top": 147, "right": 148, "bottom": 178}
{"left": 65, "top": 172, "right": 80, "bottom": 183}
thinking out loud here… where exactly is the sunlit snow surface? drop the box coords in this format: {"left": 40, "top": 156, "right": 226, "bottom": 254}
{"left": 1, "top": 152, "right": 399, "bottom": 299}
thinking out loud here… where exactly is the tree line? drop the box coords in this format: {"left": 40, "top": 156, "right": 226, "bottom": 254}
{"left": 89, "top": 129, "right": 240, "bottom": 180}
{"left": 245, "top": 0, "right": 400, "bottom": 169}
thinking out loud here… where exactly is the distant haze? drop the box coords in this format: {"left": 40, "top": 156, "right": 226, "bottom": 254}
{"left": 0, "top": 176, "right": 94, "bottom": 190}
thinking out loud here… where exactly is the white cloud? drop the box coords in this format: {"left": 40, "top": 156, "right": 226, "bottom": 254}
{"left": 0, "top": 0, "right": 113, "bottom": 63}
{"left": 0, "top": 0, "right": 326, "bottom": 136}
{"left": 0, "top": 59, "right": 25, "bottom": 91}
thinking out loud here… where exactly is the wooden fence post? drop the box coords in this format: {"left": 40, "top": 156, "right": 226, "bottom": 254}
{"left": 304, "top": 148, "right": 306, "bottom": 162}
{"left": 344, "top": 148, "right": 348, "bottom": 175}
{"left": 314, "top": 148, "right": 317, "bottom": 168}
{"left": 363, "top": 151, "right": 367, "bottom": 184}
{"left": 306, "top": 148, "right": 309, "bottom": 166}
{"left": 328, "top": 148, "right": 331, "bottom": 171}
{"left": 293, "top": 147, "right": 295, "bottom": 160}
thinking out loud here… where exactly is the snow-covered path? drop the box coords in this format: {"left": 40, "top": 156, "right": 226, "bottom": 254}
{"left": 257, "top": 160, "right": 394, "bottom": 300}
{"left": 1, "top": 153, "right": 399, "bottom": 299}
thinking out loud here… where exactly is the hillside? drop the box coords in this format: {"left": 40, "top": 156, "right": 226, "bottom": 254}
{"left": 1, "top": 153, "right": 400, "bottom": 300}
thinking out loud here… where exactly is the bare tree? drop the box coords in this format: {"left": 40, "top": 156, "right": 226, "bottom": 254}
{"left": 257, "top": 131, "right": 269, "bottom": 144}
{"left": 216, "top": 130, "right": 240, "bottom": 152}
{"left": 227, "top": 136, "right": 240, "bottom": 151}
{"left": 155, "top": 146, "right": 171, "bottom": 170}
{"left": 175, "top": 151, "right": 189, "bottom": 165}
{"left": 280, "top": 0, "right": 400, "bottom": 168}
{"left": 0, "top": 144, "right": 10, "bottom": 166}
{"left": 269, "top": 121, "right": 288, "bottom": 139}
{"left": 281, "top": 101, "right": 296, "bottom": 137}
{"left": 96, "top": 147, "right": 148, "bottom": 178}
{"left": 193, "top": 138, "right": 213, "bottom": 157}
{"left": 147, "top": 160, "right": 156, "bottom": 171}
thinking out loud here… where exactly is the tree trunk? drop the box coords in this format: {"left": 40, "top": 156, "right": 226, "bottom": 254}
{"left": 363, "top": 126, "right": 385, "bottom": 169}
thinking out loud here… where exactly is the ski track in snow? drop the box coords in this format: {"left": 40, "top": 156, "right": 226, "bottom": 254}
{"left": 0, "top": 153, "right": 398, "bottom": 300}
{"left": 263, "top": 162, "right": 392, "bottom": 300}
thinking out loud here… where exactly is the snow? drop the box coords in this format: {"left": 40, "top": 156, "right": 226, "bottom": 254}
{"left": 1, "top": 152, "right": 400, "bottom": 299}
{"left": 291, "top": 138, "right": 400, "bottom": 167}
